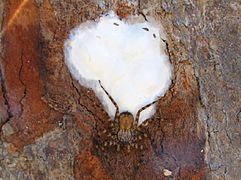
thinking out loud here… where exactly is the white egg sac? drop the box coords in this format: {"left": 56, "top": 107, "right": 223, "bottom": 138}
{"left": 64, "top": 12, "right": 172, "bottom": 125}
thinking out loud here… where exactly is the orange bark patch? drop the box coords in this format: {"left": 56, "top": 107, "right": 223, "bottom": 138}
{"left": 1, "top": 0, "right": 59, "bottom": 150}
{"left": 74, "top": 150, "right": 111, "bottom": 180}
{"left": 115, "top": 2, "right": 135, "bottom": 19}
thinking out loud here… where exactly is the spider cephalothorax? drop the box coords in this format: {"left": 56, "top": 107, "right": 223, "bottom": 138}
{"left": 98, "top": 80, "right": 159, "bottom": 151}
{"left": 117, "top": 112, "right": 134, "bottom": 142}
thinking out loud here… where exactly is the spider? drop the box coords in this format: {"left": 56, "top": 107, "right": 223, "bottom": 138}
{"left": 98, "top": 80, "right": 160, "bottom": 152}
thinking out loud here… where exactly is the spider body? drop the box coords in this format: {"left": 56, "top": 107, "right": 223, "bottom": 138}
{"left": 98, "top": 80, "right": 160, "bottom": 151}
{"left": 117, "top": 112, "right": 134, "bottom": 142}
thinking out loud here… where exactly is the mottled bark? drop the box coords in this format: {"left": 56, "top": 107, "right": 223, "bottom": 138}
{"left": 0, "top": 0, "right": 240, "bottom": 179}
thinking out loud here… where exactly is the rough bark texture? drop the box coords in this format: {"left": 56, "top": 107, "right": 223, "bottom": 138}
{"left": 0, "top": 0, "right": 240, "bottom": 179}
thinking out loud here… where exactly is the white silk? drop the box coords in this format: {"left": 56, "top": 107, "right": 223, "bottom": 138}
{"left": 64, "top": 12, "right": 172, "bottom": 125}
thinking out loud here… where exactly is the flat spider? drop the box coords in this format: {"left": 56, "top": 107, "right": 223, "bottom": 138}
{"left": 98, "top": 80, "right": 160, "bottom": 152}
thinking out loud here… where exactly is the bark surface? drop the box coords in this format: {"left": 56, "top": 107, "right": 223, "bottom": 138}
{"left": 0, "top": 0, "right": 240, "bottom": 179}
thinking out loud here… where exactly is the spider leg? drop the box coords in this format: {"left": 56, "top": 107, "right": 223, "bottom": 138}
{"left": 135, "top": 98, "right": 161, "bottom": 125}
{"left": 117, "top": 144, "right": 120, "bottom": 151}
{"left": 98, "top": 80, "right": 119, "bottom": 120}
{"left": 127, "top": 144, "right": 131, "bottom": 153}
{"left": 139, "top": 145, "right": 143, "bottom": 150}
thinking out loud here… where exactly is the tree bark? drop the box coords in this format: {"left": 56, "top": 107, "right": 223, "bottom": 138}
{"left": 0, "top": 0, "right": 240, "bottom": 179}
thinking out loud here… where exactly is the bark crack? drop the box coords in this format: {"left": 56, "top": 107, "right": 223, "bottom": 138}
{"left": 18, "top": 49, "right": 27, "bottom": 118}
{"left": 70, "top": 74, "right": 106, "bottom": 124}
{"left": 137, "top": 0, "right": 148, "bottom": 21}
{"left": 161, "top": 38, "right": 176, "bottom": 100}
{"left": 222, "top": 109, "right": 232, "bottom": 144}
{"left": 0, "top": 64, "right": 13, "bottom": 130}
{"left": 70, "top": 75, "right": 100, "bottom": 131}
{"left": 236, "top": 109, "right": 241, "bottom": 121}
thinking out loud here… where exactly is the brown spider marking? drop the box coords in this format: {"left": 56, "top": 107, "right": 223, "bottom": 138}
{"left": 97, "top": 80, "right": 160, "bottom": 152}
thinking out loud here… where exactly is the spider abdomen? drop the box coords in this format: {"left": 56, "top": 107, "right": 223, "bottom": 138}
{"left": 117, "top": 129, "right": 132, "bottom": 142}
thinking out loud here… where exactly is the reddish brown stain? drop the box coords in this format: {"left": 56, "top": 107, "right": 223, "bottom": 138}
{"left": 1, "top": 0, "right": 59, "bottom": 150}
{"left": 74, "top": 150, "right": 111, "bottom": 180}
{"left": 115, "top": 2, "right": 135, "bottom": 19}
